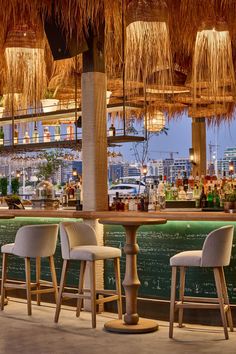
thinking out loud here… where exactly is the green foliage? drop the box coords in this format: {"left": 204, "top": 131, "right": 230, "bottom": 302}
{"left": 225, "top": 192, "right": 236, "bottom": 202}
{"left": 0, "top": 177, "right": 8, "bottom": 196}
{"left": 11, "top": 177, "right": 20, "bottom": 194}
{"left": 36, "top": 151, "right": 64, "bottom": 181}
{"left": 44, "top": 89, "right": 55, "bottom": 99}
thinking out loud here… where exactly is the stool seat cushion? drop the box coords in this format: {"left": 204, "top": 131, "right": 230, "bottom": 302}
{"left": 70, "top": 245, "right": 121, "bottom": 261}
{"left": 1, "top": 243, "right": 15, "bottom": 254}
{"left": 170, "top": 250, "right": 202, "bottom": 267}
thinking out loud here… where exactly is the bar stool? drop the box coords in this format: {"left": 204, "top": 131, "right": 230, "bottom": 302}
{"left": 54, "top": 222, "right": 122, "bottom": 328}
{"left": 1, "top": 224, "right": 59, "bottom": 315}
{"left": 169, "top": 225, "right": 234, "bottom": 340}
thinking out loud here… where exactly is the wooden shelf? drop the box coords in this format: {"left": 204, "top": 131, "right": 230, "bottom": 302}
{"left": 0, "top": 135, "right": 145, "bottom": 152}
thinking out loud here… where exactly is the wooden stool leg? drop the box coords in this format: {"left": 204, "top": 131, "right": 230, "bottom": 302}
{"left": 36, "top": 257, "right": 41, "bottom": 306}
{"left": 219, "top": 267, "right": 234, "bottom": 332}
{"left": 213, "top": 267, "right": 229, "bottom": 340}
{"left": 0, "top": 253, "right": 7, "bottom": 311}
{"left": 114, "top": 257, "right": 122, "bottom": 320}
{"left": 178, "top": 266, "right": 186, "bottom": 328}
{"left": 54, "top": 260, "right": 68, "bottom": 323}
{"left": 89, "top": 261, "right": 96, "bottom": 328}
{"left": 49, "top": 256, "right": 58, "bottom": 304}
{"left": 25, "top": 257, "right": 32, "bottom": 316}
{"left": 169, "top": 266, "right": 177, "bottom": 338}
{"left": 76, "top": 260, "right": 86, "bottom": 317}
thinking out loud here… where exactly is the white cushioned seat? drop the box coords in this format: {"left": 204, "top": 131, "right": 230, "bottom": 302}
{"left": 70, "top": 245, "right": 121, "bottom": 261}
{"left": 1, "top": 243, "right": 15, "bottom": 254}
{"left": 55, "top": 221, "right": 122, "bottom": 328}
{"left": 170, "top": 250, "right": 202, "bottom": 267}
{"left": 1, "top": 224, "right": 59, "bottom": 316}
{"left": 169, "top": 225, "right": 234, "bottom": 340}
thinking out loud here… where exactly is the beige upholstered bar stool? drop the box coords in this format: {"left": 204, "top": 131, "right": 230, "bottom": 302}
{"left": 54, "top": 222, "right": 122, "bottom": 328}
{"left": 1, "top": 224, "right": 59, "bottom": 315}
{"left": 169, "top": 225, "right": 234, "bottom": 340}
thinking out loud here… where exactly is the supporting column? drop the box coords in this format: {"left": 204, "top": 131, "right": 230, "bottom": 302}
{"left": 82, "top": 26, "right": 108, "bottom": 211}
{"left": 192, "top": 117, "right": 207, "bottom": 177}
{"left": 81, "top": 26, "right": 107, "bottom": 309}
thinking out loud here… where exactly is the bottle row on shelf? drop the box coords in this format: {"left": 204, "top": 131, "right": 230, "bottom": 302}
{"left": 109, "top": 172, "right": 236, "bottom": 211}
{"left": 0, "top": 123, "right": 75, "bottom": 146}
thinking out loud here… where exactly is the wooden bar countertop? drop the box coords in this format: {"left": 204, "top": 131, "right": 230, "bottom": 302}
{"left": 0, "top": 208, "right": 236, "bottom": 221}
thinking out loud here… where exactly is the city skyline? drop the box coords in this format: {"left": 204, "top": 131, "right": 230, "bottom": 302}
{"left": 117, "top": 114, "right": 236, "bottom": 162}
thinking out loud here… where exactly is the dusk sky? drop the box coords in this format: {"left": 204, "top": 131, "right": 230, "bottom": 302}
{"left": 116, "top": 114, "right": 236, "bottom": 162}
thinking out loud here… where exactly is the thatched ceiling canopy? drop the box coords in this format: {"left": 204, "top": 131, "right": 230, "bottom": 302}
{"left": 1, "top": 0, "right": 236, "bottom": 123}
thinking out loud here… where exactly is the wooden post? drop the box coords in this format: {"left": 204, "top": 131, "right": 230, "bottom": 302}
{"left": 192, "top": 117, "right": 206, "bottom": 177}
{"left": 82, "top": 25, "right": 107, "bottom": 309}
{"left": 82, "top": 25, "right": 108, "bottom": 211}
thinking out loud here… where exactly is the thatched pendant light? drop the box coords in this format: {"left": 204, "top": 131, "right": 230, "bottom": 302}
{"left": 192, "top": 21, "right": 235, "bottom": 109}
{"left": 4, "top": 24, "right": 47, "bottom": 115}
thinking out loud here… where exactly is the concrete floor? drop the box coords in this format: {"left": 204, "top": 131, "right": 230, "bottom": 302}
{"left": 0, "top": 298, "right": 236, "bottom": 354}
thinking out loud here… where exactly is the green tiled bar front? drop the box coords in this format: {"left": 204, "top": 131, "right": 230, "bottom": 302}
{"left": 0, "top": 217, "right": 80, "bottom": 287}
{"left": 0, "top": 218, "right": 236, "bottom": 304}
{"left": 104, "top": 221, "right": 236, "bottom": 303}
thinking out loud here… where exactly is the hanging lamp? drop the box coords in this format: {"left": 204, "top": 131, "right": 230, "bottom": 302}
{"left": 145, "top": 110, "right": 165, "bottom": 133}
{"left": 192, "top": 19, "right": 235, "bottom": 113}
{"left": 4, "top": 23, "right": 47, "bottom": 115}
{"left": 125, "top": 0, "right": 172, "bottom": 129}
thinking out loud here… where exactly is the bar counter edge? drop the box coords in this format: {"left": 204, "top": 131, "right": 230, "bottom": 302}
{"left": 1, "top": 208, "right": 236, "bottom": 221}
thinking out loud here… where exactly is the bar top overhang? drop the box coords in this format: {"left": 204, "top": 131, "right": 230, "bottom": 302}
{"left": 1, "top": 209, "right": 236, "bottom": 221}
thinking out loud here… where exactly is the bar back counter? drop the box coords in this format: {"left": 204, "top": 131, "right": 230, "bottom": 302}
{"left": 0, "top": 209, "right": 236, "bottom": 325}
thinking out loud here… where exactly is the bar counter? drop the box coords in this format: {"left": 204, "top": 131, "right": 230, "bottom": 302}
{"left": 1, "top": 208, "right": 236, "bottom": 221}
{"left": 0, "top": 208, "right": 236, "bottom": 326}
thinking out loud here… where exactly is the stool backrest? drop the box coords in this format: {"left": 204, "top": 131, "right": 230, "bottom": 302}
{"left": 60, "top": 222, "right": 97, "bottom": 260}
{"left": 201, "top": 225, "right": 234, "bottom": 267}
{"left": 14, "top": 224, "right": 59, "bottom": 258}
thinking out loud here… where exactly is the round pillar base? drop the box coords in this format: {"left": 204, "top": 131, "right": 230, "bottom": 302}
{"left": 104, "top": 318, "right": 159, "bottom": 334}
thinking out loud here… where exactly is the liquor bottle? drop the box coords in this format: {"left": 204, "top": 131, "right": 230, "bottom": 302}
{"left": 66, "top": 123, "right": 74, "bottom": 140}
{"left": 14, "top": 125, "right": 18, "bottom": 144}
{"left": 207, "top": 186, "right": 213, "bottom": 207}
{"left": 32, "top": 122, "right": 39, "bottom": 143}
{"left": 23, "top": 131, "right": 30, "bottom": 144}
{"left": 68, "top": 184, "right": 75, "bottom": 199}
{"left": 212, "top": 184, "right": 220, "bottom": 208}
{"left": 75, "top": 185, "right": 82, "bottom": 210}
{"left": 199, "top": 186, "right": 207, "bottom": 208}
{"left": 108, "top": 124, "right": 116, "bottom": 137}
{"left": 0, "top": 126, "right": 4, "bottom": 145}
{"left": 43, "top": 126, "right": 51, "bottom": 143}
{"left": 171, "top": 183, "right": 178, "bottom": 201}
{"left": 188, "top": 172, "right": 194, "bottom": 189}
{"left": 54, "top": 124, "right": 61, "bottom": 141}
{"left": 178, "top": 186, "right": 187, "bottom": 200}
{"left": 183, "top": 171, "right": 188, "bottom": 192}
{"left": 176, "top": 171, "right": 183, "bottom": 188}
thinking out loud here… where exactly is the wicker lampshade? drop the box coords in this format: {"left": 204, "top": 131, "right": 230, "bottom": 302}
{"left": 192, "top": 20, "right": 235, "bottom": 109}
{"left": 146, "top": 110, "right": 165, "bottom": 132}
{"left": 4, "top": 23, "right": 46, "bottom": 114}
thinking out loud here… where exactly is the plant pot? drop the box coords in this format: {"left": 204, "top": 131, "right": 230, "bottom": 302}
{"left": 224, "top": 201, "right": 236, "bottom": 213}
{"left": 41, "top": 99, "right": 59, "bottom": 113}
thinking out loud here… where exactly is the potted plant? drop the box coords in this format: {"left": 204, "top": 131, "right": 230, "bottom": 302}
{"left": 224, "top": 192, "right": 236, "bottom": 212}
{"left": 0, "top": 177, "right": 8, "bottom": 196}
{"left": 11, "top": 177, "right": 20, "bottom": 195}
{"left": 41, "top": 88, "right": 59, "bottom": 113}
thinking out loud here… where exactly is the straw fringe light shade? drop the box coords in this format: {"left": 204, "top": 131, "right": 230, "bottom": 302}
{"left": 4, "top": 23, "right": 47, "bottom": 114}
{"left": 192, "top": 22, "right": 236, "bottom": 116}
